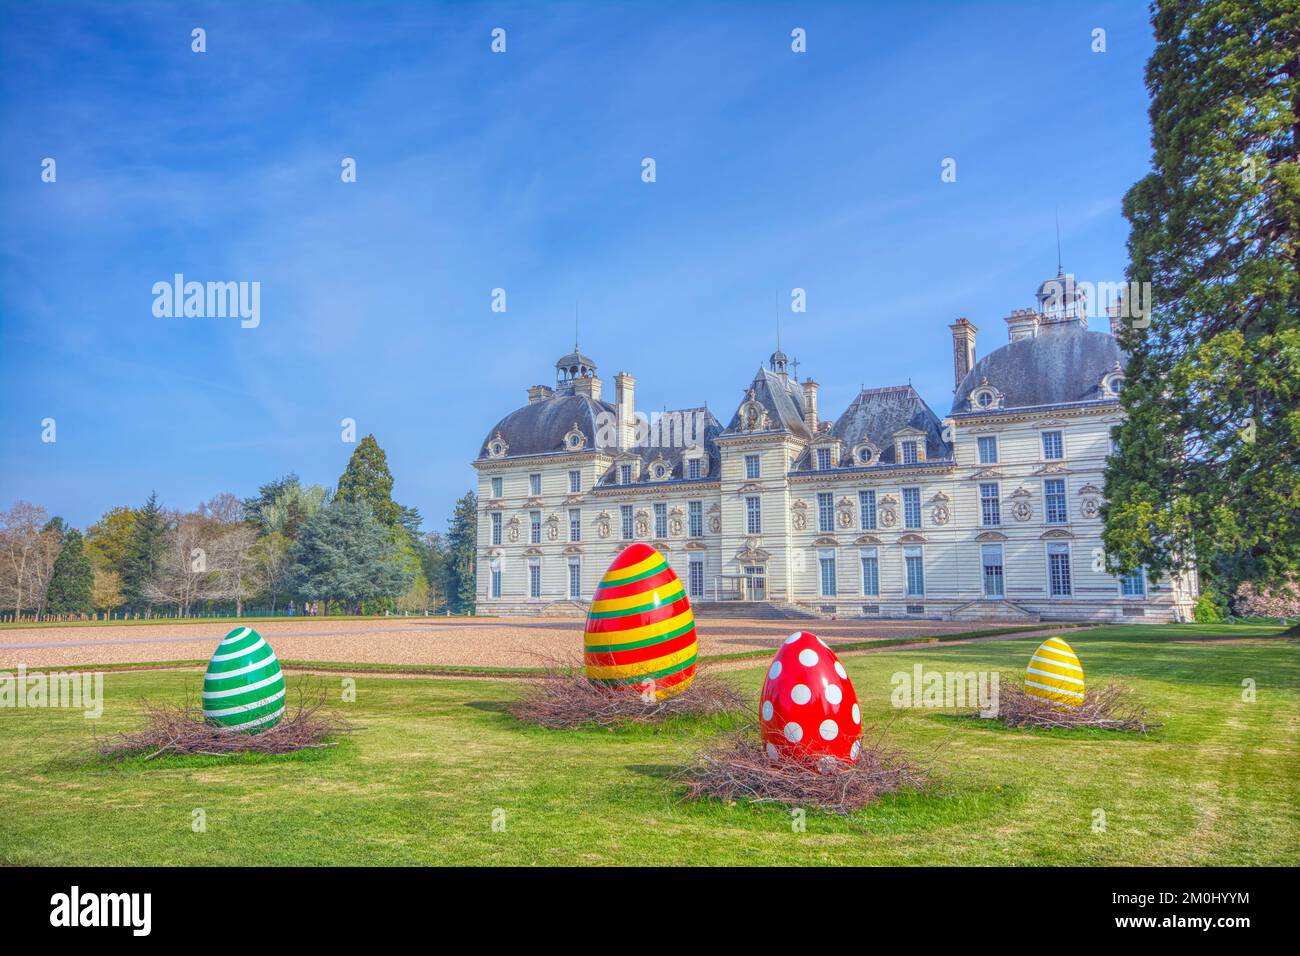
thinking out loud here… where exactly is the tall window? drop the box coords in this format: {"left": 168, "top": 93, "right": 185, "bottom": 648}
{"left": 817, "top": 492, "right": 834, "bottom": 533}
{"left": 980, "top": 482, "right": 1001, "bottom": 526}
{"left": 620, "top": 504, "right": 633, "bottom": 540}
{"left": 490, "top": 511, "right": 502, "bottom": 545}
{"left": 745, "top": 454, "right": 760, "bottom": 479}
{"left": 688, "top": 457, "right": 701, "bottom": 480}
{"left": 981, "top": 543, "right": 1005, "bottom": 598}
{"left": 619, "top": 464, "right": 633, "bottom": 485}
{"left": 901, "top": 440, "right": 919, "bottom": 465}
{"left": 653, "top": 502, "right": 667, "bottom": 538}
{"left": 977, "top": 436, "right": 998, "bottom": 465}
{"left": 491, "top": 476, "right": 503, "bottom": 498}
{"left": 819, "top": 549, "right": 837, "bottom": 597}
{"left": 568, "top": 508, "right": 581, "bottom": 542}
{"left": 746, "top": 496, "right": 762, "bottom": 535}
{"left": 859, "top": 490, "right": 877, "bottom": 530}
{"left": 568, "top": 559, "right": 581, "bottom": 599}
{"left": 1120, "top": 568, "right": 1146, "bottom": 597}
{"left": 904, "top": 545, "right": 925, "bottom": 596}
{"left": 1048, "top": 543, "right": 1072, "bottom": 596}
{"left": 529, "top": 473, "right": 542, "bottom": 496}
{"left": 568, "top": 470, "right": 581, "bottom": 493}
{"left": 903, "top": 487, "right": 921, "bottom": 529}
{"left": 1042, "top": 431, "right": 1064, "bottom": 461}
{"left": 688, "top": 500, "right": 703, "bottom": 537}
{"left": 816, "top": 447, "right": 832, "bottom": 471}
{"left": 490, "top": 560, "right": 501, "bottom": 598}
{"left": 860, "top": 547, "right": 879, "bottom": 597}
{"left": 689, "top": 558, "right": 704, "bottom": 598}
{"left": 1044, "top": 479, "right": 1067, "bottom": 524}
{"left": 528, "top": 559, "right": 541, "bottom": 599}
{"left": 529, "top": 510, "right": 541, "bottom": 544}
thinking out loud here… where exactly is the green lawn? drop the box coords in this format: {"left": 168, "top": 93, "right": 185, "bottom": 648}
{"left": 1, "top": 624, "right": 1295, "bottom": 865}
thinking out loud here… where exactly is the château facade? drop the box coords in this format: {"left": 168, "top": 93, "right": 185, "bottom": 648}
{"left": 472, "top": 273, "right": 1198, "bottom": 622}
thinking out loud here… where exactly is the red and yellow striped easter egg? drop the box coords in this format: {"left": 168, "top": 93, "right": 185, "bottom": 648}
{"left": 583, "top": 543, "right": 698, "bottom": 699}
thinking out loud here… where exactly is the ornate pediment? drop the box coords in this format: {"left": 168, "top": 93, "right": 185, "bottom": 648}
{"left": 562, "top": 544, "right": 583, "bottom": 555}
{"left": 1031, "top": 463, "right": 1071, "bottom": 476}
{"left": 1040, "top": 528, "right": 1074, "bottom": 539}
{"left": 812, "top": 535, "right": 839, "bottom": 547}
{"left": 969, "top": 467, "right": 1006, "bottom": 481}
{"left": 738, "top": 388, "right": 772, "bottom": 433}
{"left": 898, "top": 533, "right": 927, "bottom": 544}
{"left": 854, "top": 533, "right": 881, "bottom": 545}
{"left": 974, "top": 530, "right": 1007, "bottom": 542}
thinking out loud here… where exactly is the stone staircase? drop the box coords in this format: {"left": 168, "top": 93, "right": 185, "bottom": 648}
{"left": 948, "top": 599, "right": 1041, "bottom": 623}
{"left": 692, "top": 602, "right": 821, "bottom": 621}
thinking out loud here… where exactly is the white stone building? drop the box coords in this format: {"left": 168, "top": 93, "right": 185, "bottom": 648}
{"left": 473, "top": 273, "right": 1197, "bottom": 622}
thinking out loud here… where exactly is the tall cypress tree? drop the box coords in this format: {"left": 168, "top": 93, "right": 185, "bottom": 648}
{"left": 1103, "top": 1, "right": 1299, "bottom": 595}
{"left": 444, "top": 491, "right": 478, "bottom": 613}
{"left": 120, "top": 492, "right": 168, "bottom": 609}
{"left": 46, "top": 528, "right": 94, "bottom": 614}
{"left": 336, "top": 434, "right": 421, "bottom": 531}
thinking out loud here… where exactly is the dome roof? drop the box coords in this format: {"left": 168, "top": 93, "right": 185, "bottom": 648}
{"left": 952, "top": 324, "right": 1125, "bottom": 414}
{"left": 480, "top": 394, "right": 614, "bottom": 459}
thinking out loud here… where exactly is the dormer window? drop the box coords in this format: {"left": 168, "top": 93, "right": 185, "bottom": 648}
{"left": 851, "top": 441, "right": 880, "bottom": 467}
{"left": 619, "top": 463, "right": 634, "bottom": 485}
{"left": 688, "top": 457, "right": 702, "bottom": 480}
{"left": 968, "top": 380, "right": 1003, "bottom": 412}
{"left": 901, "top": 441, "right": 919, "bottom": 465}
{"left": 650, "top": 459, "right": 669, "bottom": 480}
{"left": 816, "top": 447, "right": 832, "bottom": 470}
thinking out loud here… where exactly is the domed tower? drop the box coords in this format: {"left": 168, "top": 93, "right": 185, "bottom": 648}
{"left": 768, "top": 348, "right": 789, "bottom": 377}
{"left": 554, "top": 345, "right": 600, "bottom": 398}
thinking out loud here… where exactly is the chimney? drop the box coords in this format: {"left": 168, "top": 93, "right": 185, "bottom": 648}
{"left": 948, "top": 318, "right": 977, "bottom": 390}
{"left": 801, "top": 378, "right": 819, "bottom": 431}
{"left": 573, "top": 373, "right": 602, "bottom": 401}
{"left": 614, "top": 372, "right": 636, "bottom": 449}
{"left": 527, "top": 384, "right": 554, "bottom": 404}
{"left": 1004, "top": 308, "right": 1040, "bottom": 343}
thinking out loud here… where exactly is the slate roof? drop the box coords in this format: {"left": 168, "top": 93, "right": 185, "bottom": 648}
{"left": 793, "top": 384, "right": 951, "bottom": 469}
{"left": 596, "top": 407, "right": 725, "bottom": 485}
{"left": 722, "top": 368, "right": 813, "bottom": 440}
{"left": 479, "top": 394, "right": 615, "bottom": 459}
{"left": 952, "top": 323, "right": 1126, "bottom": 414}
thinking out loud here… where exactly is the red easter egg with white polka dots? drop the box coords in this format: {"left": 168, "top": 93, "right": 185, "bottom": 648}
{"left": 760, "top": 631, "right": 862, "bottom": 767}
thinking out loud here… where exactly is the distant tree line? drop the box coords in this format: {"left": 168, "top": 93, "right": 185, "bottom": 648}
{"left": 0, "top": 434, "right": 478, "bottom": 620}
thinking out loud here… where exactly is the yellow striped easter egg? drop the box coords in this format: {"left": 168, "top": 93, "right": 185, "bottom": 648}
{"left": 1024, "top": 636, "right": 1085, "bottom": 708}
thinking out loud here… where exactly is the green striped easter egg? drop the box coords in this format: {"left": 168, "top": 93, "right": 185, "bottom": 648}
{"left": 201, "top": 626, "right": 286, "bottom": 734}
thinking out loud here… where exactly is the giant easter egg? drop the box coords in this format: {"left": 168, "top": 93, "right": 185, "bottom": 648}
{"left": 201, "top": 626, "right": 287, "bottom": 733}
{"left": 760, "top": 631, "right": 862, "bottom": 766}
{"left": 1024, "top": 635, "right": 1085, "bottom": 708}
{"left": 583, "top": 542, "right": 698, "bottom": 699}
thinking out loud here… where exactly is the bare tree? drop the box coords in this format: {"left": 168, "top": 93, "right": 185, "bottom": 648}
{"left": 143, "top": 514, "right": 221, "bottom": 616}
{"left": 197, "top": 492, "right": 246, "bottom": 526}
{"left": 212, "top": 524, "right": 259, "bottom": 616}
{"left": 0, "top": 502, "right": 49, "bottom": 617}
{"left": 250, "top": 531, "right": 291, "bottom": 612}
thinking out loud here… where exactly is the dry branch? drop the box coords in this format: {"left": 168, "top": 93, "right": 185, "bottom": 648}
{"left": 984, "top": 677, "right": 1158, "bottom": 732}
{"left": 678, "top": 725, "right": 930, "bottom": 814}
{"left": 509, "top": 661, "right": 744, "bottom": 729}
{"left": 97, "top": 680, "right": 357, "bottom": 759}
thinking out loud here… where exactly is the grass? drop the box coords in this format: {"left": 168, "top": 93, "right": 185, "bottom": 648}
{"left": 0, "top": 623, "right": 1294, "bottom": 865}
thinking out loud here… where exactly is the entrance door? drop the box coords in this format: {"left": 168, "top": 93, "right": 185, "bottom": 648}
{"left": 743, "top": 565, "right": 766, "bottom": 601}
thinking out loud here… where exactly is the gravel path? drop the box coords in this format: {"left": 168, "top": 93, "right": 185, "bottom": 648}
{"left": 0, "top": 616, "right": 1053, "bottom": 670}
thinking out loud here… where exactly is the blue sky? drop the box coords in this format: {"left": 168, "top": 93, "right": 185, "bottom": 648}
{"left": 0, "top": 0, "right": 1156, "bottom": 531}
